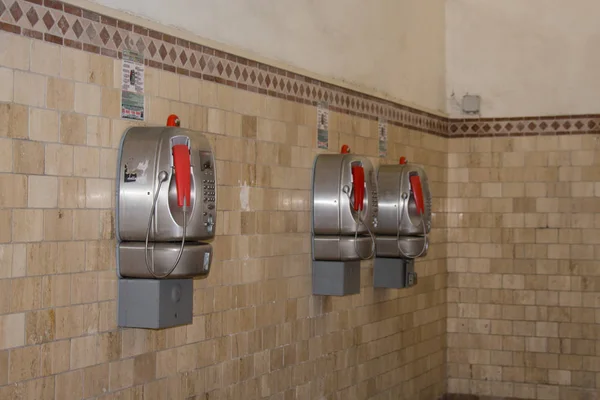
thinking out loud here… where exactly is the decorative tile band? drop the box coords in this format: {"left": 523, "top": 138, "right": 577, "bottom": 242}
{"left": 1, "top": 0, "right": 599, "bottom": 139}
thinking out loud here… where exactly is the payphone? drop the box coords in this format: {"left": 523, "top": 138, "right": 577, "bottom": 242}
{"left": 373, "top": 157, "right": 431, "bottom": 289}
{"left": 116, "top": 115, "right": 216, "bottom": 328}
{"left": 311, "top": 145, "right": 377, "bottom": 296}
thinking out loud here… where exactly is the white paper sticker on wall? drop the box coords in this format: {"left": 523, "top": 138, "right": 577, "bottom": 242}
{"left": 317, "top": 101, "right": 329, "bottom": 150}
{"left": 121, "top": 50, "right": 145, "bottom": 121}
{"left": 378, "top": 117, "right": 388, "bottom": 157}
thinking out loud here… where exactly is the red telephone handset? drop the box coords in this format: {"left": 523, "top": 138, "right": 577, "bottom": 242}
{"left": 409, "top": 173, "right": 424, "bottom": 215}
{"left": 351, "top": 165, "right": 365, "bottom": 211}
{"left": 172, "top": 144, "right": 191, "bottom": 207}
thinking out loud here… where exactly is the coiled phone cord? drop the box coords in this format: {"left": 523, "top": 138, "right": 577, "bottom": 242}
{"left": 343, "top": 187, "right": 376, "bottom": 260}
{"left": 144, "top": 171, "right": 187, "bottom": 279}
{"left": 396, "top": 172, "right": 428, "bottom": 259}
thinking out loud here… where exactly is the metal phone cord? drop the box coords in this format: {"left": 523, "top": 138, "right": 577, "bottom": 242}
{"left": 343, "top": 187, "right": 376, "bottom": 260}
{"left": 396, "top": 172, "right": 428, "bottom": 259}
{"left": 144, "top": 171, "right": 187, "bottom": 278}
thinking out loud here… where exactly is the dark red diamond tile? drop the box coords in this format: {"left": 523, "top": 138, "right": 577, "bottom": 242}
{"left": 299, "top": 84, "right": 304, "bottom": 96}
{"left": 158, "top": 44, "right": 167, "bottom": 60}
{"left": 286, "top": 81, "right": 292, "bottom": 93}
{"left": 148, "top": 40, "right": 157, "bottom": 57}
{"left": 25, "top": 6, "right": 38, "bottom": 26}
{"left": 198, "top": 55, "right": 206, "bottom": 70}
{"left": 99, "top": 27, "right": 110, "bottom": 45}
{"left": 272, "top": 76, "right": 278, "bottom": 88}
{"left": 311, "top": 87, "right": 317, "bottom": 98}
{"left": 257, "top": 72, "right": 264, "bottom": 85}
{"left": 460, "top": 124, "right": 469, "bottom": 133}
{"left": 207, "top": 58, "right": 215, "bottom": 72}
{"left": 9, "top": 1, "right": 22, "bottom": 22}
{"left": 112, "top": 30, "right": 122, "bottom": 48}
{"left": 279, "top": 79, "right": 285, "bottom": 90}
{"left": 317, "top": 89, "right": 322, "bottom": 100}
{"left": 516, "top": 122, "right": 524, "bottom": 131}
{"left": 225, "top": 63, "right": 232, "bottom": 77}
{"left": 135, "top": 37, "right": 145, "bottom": 54}
{"left": 233, "top": 65, "right": 240, "bottom": 79}
{"left": 85, "top": 22, "right": 96, "bottom": 40}
{"left": 292, "top": 82, "right": 298, "bottom": 94}
{"left": 71, "top": 19, "right": 83, "bottom": 38}
{"left": 249, "top": 70, "right": 256, "bottom": 83}
{"left": 539, "top": 121, "right": 548, "bottom": 130}
{"left": 482, "top": 124, "right": 491, "bottom": 132}
{"left": 471, "top": 124, "right": 479, "bottom": 132}
{"left": 169, "top": 47, "right": 176, "bottom": 62}
{"left": 505, "top": 123, "right": 513, "bottom": 131}
{"left": 57, "top": 15, "right": 68, "bottom": 34}
{"left": 179, "top": 50, "right": 188, "bottom": 65}
{"left": 588, "top": 120, "right": 596, "bottom": 129}
{"left": 189, "top": 52, "right": 197, "bottom": 68}
{"left": 42, "top": 10, "right": 54, "bottom": 30}
{"left": 493, "top": 123, "right": 501, "bottom": 131}
{"left": 241, "top": 67, "right": 248, "bottom": 82}
{"left": 0, "top": 1, "right": 5, "bottom": 18}
{"left": 575, "top": 121, "right": 584, "bottom": 129}
{"left": 528, "top": 122, "right": 537, "bottom": 130}
{"left": 216, "top": 61, "right": 224, "bottom": 75}
{"left": 450, "top": 125, "right": 458, "bottom": 133}
{"left": 335, "top": 94, "right": 339, "bottom": 104}
{"left": 551, "top": 121, "right": 560, "bottom": 129}
{"left": 563, "top": 121, "right": 571, "bottom": 129}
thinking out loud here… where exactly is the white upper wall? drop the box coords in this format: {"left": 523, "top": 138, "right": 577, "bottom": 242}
{"left": 88, "top": 0, "right": 446, "bottom": 114}
{"left": 446, "top": 0, "right": 600, "bottom": 118}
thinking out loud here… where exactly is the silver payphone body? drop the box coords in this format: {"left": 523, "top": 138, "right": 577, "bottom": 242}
{"left": 116, "top": 120, "right": 216, "bottom": 328}
{"left": 311, "top": 146, "right": 377, "bottom": 295}
{"left": 373, "top": 159, "right": 431, "bottom": 289}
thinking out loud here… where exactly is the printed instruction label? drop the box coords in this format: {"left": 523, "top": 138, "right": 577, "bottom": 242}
{"left": 378, "top": 117, "right": 388, "bottom": 157}
{"left": 317, "top": 101, "right": 329, "bottom": 150}
{"left": 121, "top": 50, "right": 145, "bottom": 120}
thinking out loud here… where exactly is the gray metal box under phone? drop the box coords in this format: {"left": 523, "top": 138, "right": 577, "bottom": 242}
{"left": 373, "top": 258, "right": 417, "bottom": 289}
{"left": 118, "top": 279, "right": 193, "bottom": 329}
{"left": 312, "top": 260, "right": 360, "bottom": 296}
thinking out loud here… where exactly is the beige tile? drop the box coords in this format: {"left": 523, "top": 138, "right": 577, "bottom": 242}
{"left": 41, "top": 340, "right": 70, "bottom": 375}
{"left": 0, "top": 350, "right": 7, "bottom": 385}
{"left": 180, "top": 76, "right": 200, "bottom": 104}
{"left": 45, "top": 144, "right": 73, "bottom": 176}
{"left": 109, "top": 358, "right": 134, "bottom": 391}
{"left": 55, "top": 370, "right": 83, "bottom": 400}
{"left": 58, "top": 177, "right": 86, "bottom": 208}
{"left": 87, "top": 116, "right": 112, "bottom": 147}
{"left": 46, "top": 77, "right": 75, "bottom": 111}
{"left": 60, "top": 113, "right": 87, "bottom": 145}
{"left": 12, "top": 209, "right": 44, "bottom": 242}
{"left": 13, "top": 140, "right": 44, "bottom": 174}
{"left": 73, "top": 210, "right": 100, "bottom": 240}
{"left": 0, "top": 313, "right": 25, "bottom": 349}
{"left": 101, "top": 88, "right": 120, "bottom": 118}
{"left": 0, "top": 174, "right": 27, "bottom": 208}
{"left": 207, "top": 108, "right": 225, "bottom": 134}
{"left": 159, "top": 70, "right": 180, "bottom": 100}
{"left": 83, "top": 364, "right": 109, "bottom": 398}
{"left": 11, "top": 244, "right": 26, "bottom": 277}
{"left": 42, "top": 275, "right": 71, "bottom": 308}
{"left": 0, "top": 138, "right": 11, "bottom": 173}
{"left": 85, "top": 178, "right": 112, "bottom": 208}
{"left": 61, "top": 46, "right": 89, "bottom": 82}
{"left": 0, "top": 32, "right": 29, "bottom": 69}
{"left": 73, "top": 146, "right": 100, "bottom": 177}
{"left": 11, "top": 277, "right": 42, "bottom": 312}
{"left": 96, "top": 331, "right": 121, "bottom": 364}
{"left": 133, "top": 352, "right": 156, "bottom": 385}
{"left": 29, "top": 108, "right": 59, "bottom": 142}
{"left": 71, "top": 272, "right": 98, "bottom": 304}
{"left": 99, "top": 148, "right": 116, "bottom": 178}
{"left": 44, "top": 209, "right": 73, "bottom": 241}
{"left": 88, "top": 54, "right": 114, "bottom": 87}
{"left": 30, "top": 41, "right": 61, "bottom": 76}
{"left": 25, "top": 242, "right": 58, "bottom": 276}
{"left": 28, "top": 175, "right": 58, "bottom": 208}
{"left": 74, "top": 83, "right": 101, "bottom": 115}
{"left": 0, "top": 210, "right": 10, "bottom": 243}
{"left": 55, "top": 305, "right": 83, "bottom": 339}
{"left": 9, "top": 345, "right": 40, "bottom": 383}
{"left": 0, "top": 103, "right": 28, "bottom": 139}
{"left": 13, "top": 71, "right": 45, "bottom": 107}
{"left": 0, "top": 245, "right": 12, "bottom": 279}
{"left": 0, "top": 67, "right": 13, "bottom": 102}
{"left": 144, "top": 67, "right": 160, "bottom": 96}
{"left": 70, "top": 335, "right": 96, "bottom": 369}
{"left": 25, "top": 309, "right": 55, "bottom": 345}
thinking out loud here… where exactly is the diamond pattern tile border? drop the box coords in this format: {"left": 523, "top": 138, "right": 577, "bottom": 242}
{"left": 0, "top": 0, "right": 598, "bottom": 138}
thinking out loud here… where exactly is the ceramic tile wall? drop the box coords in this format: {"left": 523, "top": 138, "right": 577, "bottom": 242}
{"left": 0, "top": 29, "right": 448, "bottom": 399}
{"left": 447, "top": 135, "right": 600, "bottom": 400}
